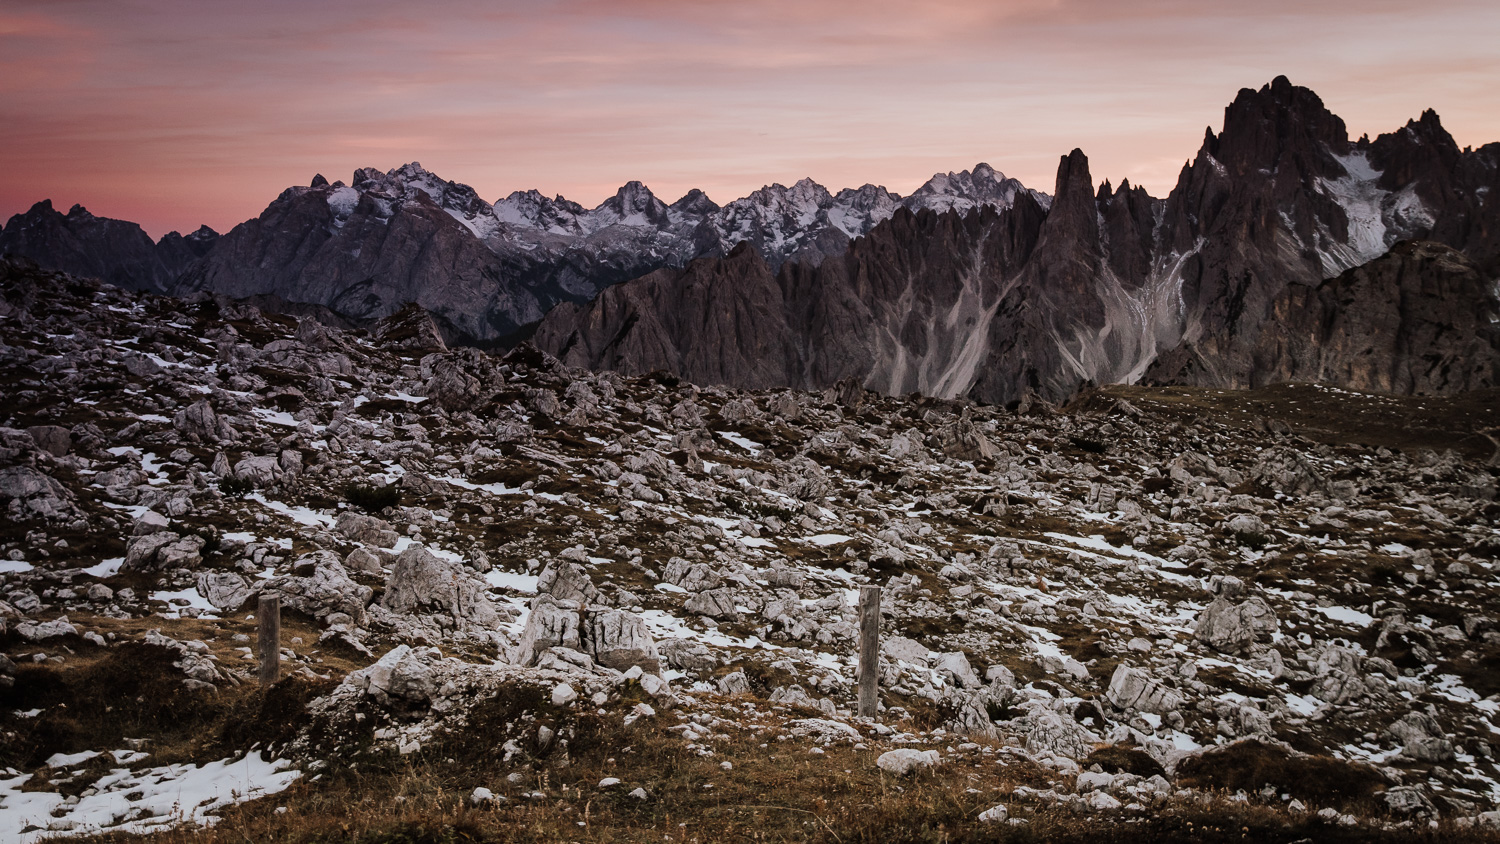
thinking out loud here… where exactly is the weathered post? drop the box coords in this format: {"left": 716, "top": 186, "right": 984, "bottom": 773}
{"left": 858, "top": 584, "right": 881, "bottom": 719}
{"left": 257, "top": 594, "right": 281, "bottom": 685}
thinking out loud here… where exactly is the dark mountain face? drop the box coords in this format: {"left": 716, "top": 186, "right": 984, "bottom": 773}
{"left": 154, "top": 225, "right": 221, "bottom": 277}
{"left": 536, "top": 77, "right": 1500, "bottom": 404}
{"left": 170, "top": 173, "right": 530, "bottom": 345}
{"left": 1242, "top": 240, "right": 1500, "bottom": 395}
{"left": 5, "top": 77, "right": 1495, "bottom": 399}
{"left": 0, "top": 201, "right": 182, "bottom": 293}
{"left": 5, "top": 159, "right": 1045, "bottom": 346}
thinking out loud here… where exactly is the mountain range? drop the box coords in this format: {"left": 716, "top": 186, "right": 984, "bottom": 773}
{"left": 3, "top": 76, "right": 1497, "bottom": 402}
{"left": 0, "top": 158, "right": 1042, "bottom": 346}
{"left": 535, "top": 77, "right": 1500, "bottom": 404}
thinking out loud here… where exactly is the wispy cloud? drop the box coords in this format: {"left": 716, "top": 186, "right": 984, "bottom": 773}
{"left": 2, "top": 0, "right": 1496, "bottom": 237}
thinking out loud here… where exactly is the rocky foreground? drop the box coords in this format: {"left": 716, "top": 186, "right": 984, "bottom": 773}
{"left": 2, "top": 258, "right": 1500, "bottom": 841}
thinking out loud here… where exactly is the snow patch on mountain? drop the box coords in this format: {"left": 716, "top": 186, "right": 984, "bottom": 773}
{"left": 1319, "top": 152, "right": 1391, "bottom": 272}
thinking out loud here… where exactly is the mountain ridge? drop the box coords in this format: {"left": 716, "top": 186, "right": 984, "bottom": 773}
{"left": 3, "top": 76, "right": 1497, "bottom": 399}
{"left": 536, "top": 76, "right": 1500, "bottom": 404}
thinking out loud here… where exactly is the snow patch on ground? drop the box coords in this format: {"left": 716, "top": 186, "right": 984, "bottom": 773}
{"left": 0, "top": 752, "right": 299, "bottom": 843}
{"left": 485, "top": 570, "right": 539, "bottom": 593}
{"left": 244, "top": 493, "right": 334, "bottom": 529}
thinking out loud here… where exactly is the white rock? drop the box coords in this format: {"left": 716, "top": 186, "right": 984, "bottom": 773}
{"left": 1085, "top": 790, "right": 1122, "bottom": 811}
{"left": 1075, "top": 771, "right": 1115, "bottom": 793}
{"left": 470, "top": 787, "right": 497, "bottom": 806}
{"left": 978, "top": 804, "right": 1009, "bottom": 823}
{"left": 552, "top": 682, "right": 578, "bottom": 707}
{"left": 598, "top": 777, "right": 621, "bottom": 788}
{"left": 1106, "top": 664, "right": 1183, "bottom": 715}
{"left": 876, "top": 748, "right": 940, "bottom": 776}
{"left": 639, "top": 672, "right": 672, "bottom": 698}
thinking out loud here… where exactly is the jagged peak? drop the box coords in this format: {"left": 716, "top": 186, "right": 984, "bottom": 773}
{"left": 388, "top": 161, "right": 437, "bottom": 180}
{"left": 669, "top": 188, "right": 719, "bottom": 215}
{"left": 1402, "top": 108, "right": 1456, "bottom": 147}
{"left": 605, "top": 180, "right": 661, "bottom": 206}
{"left": 1216, "top": 76, "right": 1349, "bottom": 165}
{"left": 1055, "top": 149, "right": 1092, "bottom": 195}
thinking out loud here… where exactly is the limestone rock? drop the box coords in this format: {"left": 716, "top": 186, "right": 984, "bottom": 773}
{"left": 346, "top": 645, "right": 438, "bottom": 705}
{"left": 1193, "top": 585, "right": 1277, "bottom": 654}
{"left": 513, "top": 594, "right": 582, "bottom": 666}
{"left": 877, "top": 748, "right": 940, "bottom": 776}
{"left": 262, "top": 552, "right": 372, "bottom": 622}
{"left": 334, "top": 511, "right": 399, "bottom": 548}
{"left": 1021, "top": 709, "right": 1098, "bottom": 759}
{"left": 683, "top": 587, "right": 739, "bottom": 621}
{"left": 584, "top": 608, "right": 661, "bottom": 674}
{"left": 195, "top": 571, "right": 253, "bottom": 612}
{"left": 123, "top": 531, "right": 205, "bottom": 572}
{"left": 0, "top": 465, "right": 78, "bottom": 520}
{"left": 1106, "top": 665, "right": 1184, "bottom": 715}
{"left": 233, "top": 455, "right": 282, "bottom": 488}
{"left": 174, "top": 400, "right": 236, "bottom": 443}
{"left": 537, "top": 560, "right": 599, "bottom": 605}
{"left": 380, "top": 545, "right": 498, "bottom": 631}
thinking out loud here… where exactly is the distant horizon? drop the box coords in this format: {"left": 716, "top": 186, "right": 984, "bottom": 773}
{"left": 3, "top": 0, "right": 1497, "bottom": 240}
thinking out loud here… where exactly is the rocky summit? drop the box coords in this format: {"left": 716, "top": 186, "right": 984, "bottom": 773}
{"left": 2, "top": 256, "right": 1500, "bottom": 841}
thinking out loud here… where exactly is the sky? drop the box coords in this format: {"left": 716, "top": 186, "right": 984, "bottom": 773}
{"left": 3, "top": 0, "right": 1498, "bottom": 239}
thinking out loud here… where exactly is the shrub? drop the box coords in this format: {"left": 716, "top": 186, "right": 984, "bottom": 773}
{"left": 344, "top": 482, "right": 401, "bottom": 512}
{"left": 217, "top": 475, "right": 255, "bottom": 497}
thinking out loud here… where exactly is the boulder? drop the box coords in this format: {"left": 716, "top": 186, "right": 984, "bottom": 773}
{"left": 17, "top": 617, "right": 77, "bottom": 641}
{"left": 717, "top": 670, "right": 751, "bottom": 695}
{"left": 928, "top": 407, "right": 998, "bottom": 461}
{"left": 882, "top": 636, "right": 931, "bottom": 665}
{"left": 380, "top": 545, "right": 499, "bottom": 631}
{"left": 683, "top": 588, "right": 739, "bottom": 621}
{"left": 1106, "top": 665, "right": 1183, "bottom": 715}
{"left": 1387, "top": 711, "right": 1456, "bottom": 762}
{"left": 1194, "top": 590, "right": 1277, "bottom": 654}
{"left": 877, "top": 748, "right": 940, "bottom": 776}
{"left": 262, "top": 552, "right": 372, "bottom": 622}
{"left": 123, "top": 531, "right": 205, "bottom": 572}
{"left": 173, "top": 400, "right": 236, "bottom": 443}
{"left": 1021, "top": 709, "right": 1098, "bottom": 759}
{"left": 942, "top": 689, "right": 999, "bottom": 739}
{"left": 977, "top": 804, "right": 1008, "bottom": 823}
{"left": 423, "top": 358, "right": 483, "bottom": 412}
{"left": 334, "top": 511, "right": 399, "bottom": 547}
{"left": 536, "top": 560, "right": 599, "bottom": 605}
{"left": 0, "top": 465, "right": 78, "bottom": 520}
{"left": 663, "top": 557, "right": 722, "bottom": 592}
{"left": 195, "top": 571, "right": 253, "bottom": 612}
{"left": 25, "top": 425, "right": 71, "bottom": 457}
{"left": 933, "top": 651, "right": 982, "bottom": 689}
{"left": 346, "top": 645, "right": 438, "bottom": 705}
{"left": 513, "top": 594, "right": 582, "bottom": 666}
{"left": 584, "top": 608, "right": 661, "bottom": 674}
{"left": 1382, "top": 785, "right": 1436, "bottom": 816}
{"left": 233, "top": 455, "right": 282, "bottom": 488}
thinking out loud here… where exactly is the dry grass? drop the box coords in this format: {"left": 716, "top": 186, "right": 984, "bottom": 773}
{"left": 14, "top": 676, "right": 1496, "bottom": 844}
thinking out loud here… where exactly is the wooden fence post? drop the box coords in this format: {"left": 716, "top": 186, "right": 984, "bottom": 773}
{"left": 858, "top": 585, "right": 881, "bottom": 719}
{"left": 257, "top": 594, "right": 281, "bottom": 685}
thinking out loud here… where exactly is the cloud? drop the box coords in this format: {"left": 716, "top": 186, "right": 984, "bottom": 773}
{"left": 2, "top": 0, "right": 1497, "bottom": 237}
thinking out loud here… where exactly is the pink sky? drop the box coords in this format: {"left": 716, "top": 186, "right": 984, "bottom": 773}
{"left": 3, "top": 0, "right": 1497, "bottom": 239}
